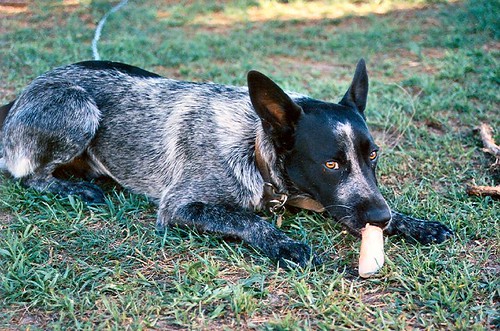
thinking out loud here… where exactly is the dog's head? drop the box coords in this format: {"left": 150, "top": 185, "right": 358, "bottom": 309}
{"left": 248, "top": 59, "right": 391, "bottom": 234}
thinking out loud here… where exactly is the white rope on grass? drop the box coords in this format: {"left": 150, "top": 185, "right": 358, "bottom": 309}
{"left": 91, "top": 0, "right": 129, "bottom": 60}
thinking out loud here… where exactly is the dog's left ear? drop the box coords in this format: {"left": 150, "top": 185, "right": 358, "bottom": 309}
{"left": 340, "top": 59, "right": 369, "bottom": 115}
{"left": 248, "top": 70, "right": 303, "bottom": 152}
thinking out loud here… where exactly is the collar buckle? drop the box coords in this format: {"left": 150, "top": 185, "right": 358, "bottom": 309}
{"left": 263, "top": 182, "right": 287, "bottom": 228}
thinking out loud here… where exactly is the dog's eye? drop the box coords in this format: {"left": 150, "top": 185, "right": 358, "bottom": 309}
{"left": 325, "top": 161, "right": 339, "bottom": 170}
{"left": 369, "top": 150, "right": 378, "bottom": 161}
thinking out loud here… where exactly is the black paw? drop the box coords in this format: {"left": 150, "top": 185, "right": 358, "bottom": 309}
{"left": 274, "top": 241, "right": 322, "bottom": 269}
{"left": 68, "top": 182, "right": 106, "bottom": 204}
{"left": 22, "top": 176, "right": 106, "bottom": 205}
{"left": 388, "top": 211, "right": 453, "bottom": 245}
{"left": 409, "top": 220, "right": 453, "bottom": 245}
{"left": 389, "top": 218, "right": 453, "bottom": 245}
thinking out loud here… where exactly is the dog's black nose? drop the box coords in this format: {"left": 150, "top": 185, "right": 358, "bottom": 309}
{"left": 365, "top": 208, "right": 391, "bottom": 227}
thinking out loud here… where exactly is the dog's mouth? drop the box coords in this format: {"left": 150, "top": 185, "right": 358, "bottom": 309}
{"left": 337, "top": 219, "right": 389, "bottom": 238}
{"left": 325, "top": 207, "right": 391, "bottom": 237}
{"left": 324, "top": 209, "right": 363, "bottom": 237}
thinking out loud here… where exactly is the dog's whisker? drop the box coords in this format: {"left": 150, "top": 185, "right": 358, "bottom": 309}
{"left": 322, "top": 204, "right": 355, "bottom": 211}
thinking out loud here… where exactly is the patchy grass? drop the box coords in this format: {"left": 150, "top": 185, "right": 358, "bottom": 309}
{"left": 0, "top": 0, "right": 498, "bottom": 329}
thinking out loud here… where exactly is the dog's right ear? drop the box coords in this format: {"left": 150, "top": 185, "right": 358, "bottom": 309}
{"left": 248, "top": 70, "right": 303, "bottom": 152}
{"left": 340, "top": 59, "right": 369, "bottom": 115}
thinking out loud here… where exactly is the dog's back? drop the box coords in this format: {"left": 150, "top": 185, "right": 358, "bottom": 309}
{"left": 2, "top": 61, "right": 267, "bottom": 209}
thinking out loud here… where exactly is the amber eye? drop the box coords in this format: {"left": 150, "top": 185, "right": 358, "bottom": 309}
{"left": 369, "top": 150, "right": 378, "bottom": 161}
{"left": 325, "top": 161, "right": 339, "bottom": 170}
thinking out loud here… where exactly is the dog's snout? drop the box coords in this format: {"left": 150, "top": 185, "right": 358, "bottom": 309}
{"left": 364, "top": 208, "right": 391, "bottom": 228}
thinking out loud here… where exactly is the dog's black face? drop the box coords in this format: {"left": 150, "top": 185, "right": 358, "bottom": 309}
{"left": 286, "top": 102, "right": 391, "bottom": 233}
{"left": 248, "top": 59, "right": 392, "bottom": 234}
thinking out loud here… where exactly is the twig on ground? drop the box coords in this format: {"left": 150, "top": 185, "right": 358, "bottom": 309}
{"left": 479, "top": 123, "right": 500, "bottom": 162}
{"left": 467, "top": 123, "right": 500, "bottom": 198}
{"left": 466, "top": 185, "right": 500, "bottom": 198}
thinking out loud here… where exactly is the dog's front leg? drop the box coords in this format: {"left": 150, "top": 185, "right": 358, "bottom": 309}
{"left": 157, "top": 201, "right": 320, "bottom": 268}
{"left": 385, "top": 210, "right": 453, "bottom": 244}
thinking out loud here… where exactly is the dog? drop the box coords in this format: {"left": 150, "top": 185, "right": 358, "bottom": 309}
{"left": 0, "top": 59, "right": 452, "bottom": 267}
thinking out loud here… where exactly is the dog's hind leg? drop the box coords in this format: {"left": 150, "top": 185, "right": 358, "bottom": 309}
{"left": 20, "top": 172, "right": 106, "bottom": 204}
{"left": 1, "top": 81, "right": 105, "bottom": 203}
{"left": 158, "top": 201, "right": 321, "bottom": 268}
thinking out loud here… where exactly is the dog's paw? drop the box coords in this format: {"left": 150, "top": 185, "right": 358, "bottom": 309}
{"left": 68, "top": 182, "right": 107, "bottom": 204}
{"left": 408, "top": 220, "right": 453, "bottom": 245}
{"left": 388, "top": 211, "right": 453, "bottom": 245}
{"left": 22, "top": 177, "right": 107, "bottom": 205}
{"left": 273, "top": 241, "right": 322, "bottom": 269}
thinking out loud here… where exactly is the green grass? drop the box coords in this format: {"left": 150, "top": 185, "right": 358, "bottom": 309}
{"left": 0, "top": 0, "right": 498, "bottom": 329}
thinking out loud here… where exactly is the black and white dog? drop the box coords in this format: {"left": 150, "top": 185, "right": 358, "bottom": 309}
{"left": 0, "top": 60, "right": 452, "bottom": 267}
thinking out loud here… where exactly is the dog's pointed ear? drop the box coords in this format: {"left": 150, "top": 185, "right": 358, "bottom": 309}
{"left": 340, "top": 59, "right": 369, "bottom": 114}
{"left": 248, "top": 70, "right": 303, "bottom": 152}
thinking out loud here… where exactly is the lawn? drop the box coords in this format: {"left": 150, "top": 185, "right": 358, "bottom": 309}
{"left": 0, "top": 0, "right": 498, "bottom": 329}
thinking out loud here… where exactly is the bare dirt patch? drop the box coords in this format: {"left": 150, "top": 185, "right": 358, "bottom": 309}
{"left": 0, "top": 0, "right": 28, "bottom": 16}
{"left": 0, "top": 87, "right": 17, "bottom": 101}
{"left": 371, "top": 49, "right": 443, "bottom": 84}
{"left": 482, "top": 41, "right": 500, "bottom": 53}
{"left": 1, "top": 305, "right": 54, "bottom": 330}
{"left": 422, "top": 47, "right": 447, "bottom": 60}
{"left": 189, "top": 1, "right": 432, "bottom": 26}
{"left": 152, "top": 65, "right": 185, "bottom": 80}
{"left": 0, "top": 0, "right": 92, "bottom": 36}
{"left": 0, "top": 209, "right": 14, "bottom": 227}
{"left": 423, "top": 119, "right": 447, "bottom": 136}
{"left": 269, "top": 55, "right": 352, "bottom": 77}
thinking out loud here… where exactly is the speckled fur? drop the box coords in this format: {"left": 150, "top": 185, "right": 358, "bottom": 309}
{"left": 0, "top": 61, "right": 452, "bottom": 268}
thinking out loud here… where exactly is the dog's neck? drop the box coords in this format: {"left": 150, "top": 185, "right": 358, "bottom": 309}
{"left": 254, "top": 133, "right": 325, "bottom": 215}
